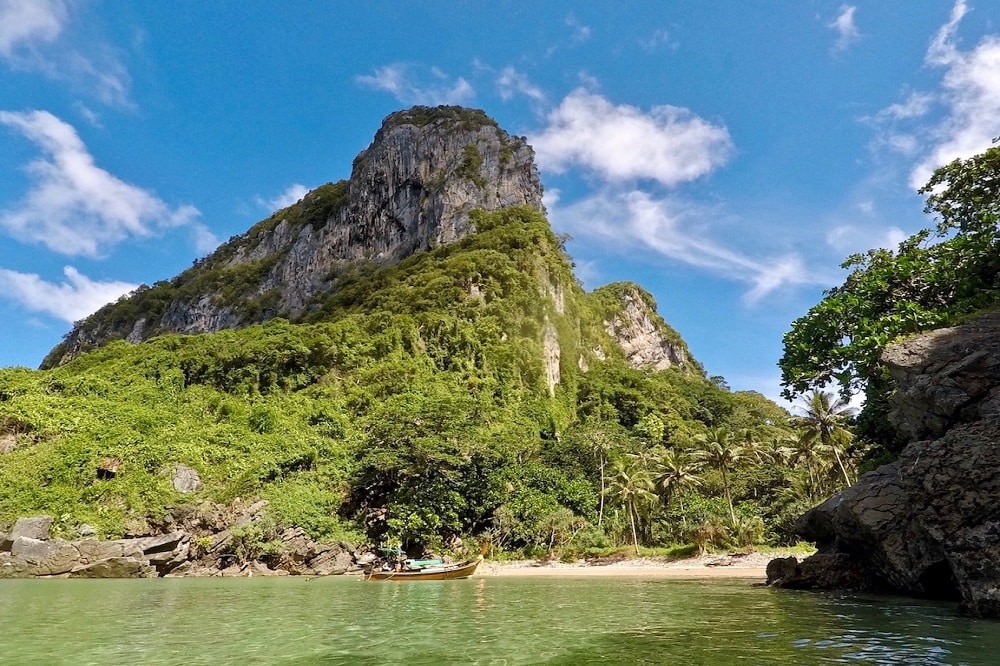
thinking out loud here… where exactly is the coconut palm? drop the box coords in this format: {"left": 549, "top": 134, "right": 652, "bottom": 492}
{"left": 695, "top": 427, "right": 744, "bottom": 525}
{"left": 796, "top": 391, "right": 855, "bottom": 487}
{"left": 607, "top": 461, "right": 655, "bottom": 556}
{"left": 652, "top": 448, "right": 703, "bottom": 510}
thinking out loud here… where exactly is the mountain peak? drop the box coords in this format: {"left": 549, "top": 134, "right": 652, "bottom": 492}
{"left": 42, "top": 107, "right": 544, "bottom": 367}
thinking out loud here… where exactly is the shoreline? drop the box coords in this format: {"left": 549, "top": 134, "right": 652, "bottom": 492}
{"left": 475, "top": 552, "right": 787, "bottom": 580}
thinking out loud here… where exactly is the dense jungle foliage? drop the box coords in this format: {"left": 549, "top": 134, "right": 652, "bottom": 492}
{"left": 780, "top": 141, "right": 1000, "bottom": 456}
{"left": 3, "top": 206, "right": 858, "bottom": 557}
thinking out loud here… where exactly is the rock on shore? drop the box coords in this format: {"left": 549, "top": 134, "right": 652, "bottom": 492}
{"left": 768, "top": 310, "right": 1000, "bottom": 617}
{"left": 0, "top": 501, "right": 366, "bottom": 579}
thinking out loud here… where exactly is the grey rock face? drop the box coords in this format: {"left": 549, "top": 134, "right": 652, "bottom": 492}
{"left": 603, "top": 287, "right": 691, "bottom": 372}
{"left": 770, "top": 311, "right": 1000, "bottom": 617}
{"left": 49, "top": 107, "right": 545, "bottom": 366}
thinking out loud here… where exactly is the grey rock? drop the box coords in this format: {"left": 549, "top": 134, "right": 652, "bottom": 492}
{"left": 69, "top": 557, "right": 156, "bottom": 578}
{"left": 172, "top": 464, "right": 203, "bottom": 493}
{"left": 0, "top": 533, "right": 10, "bottom": 552}
{"left": 76, "top": 524, "right": 97, "bottom": 538}
{"left": 12, "top": 537, "right": 81, "bottom": 576}
{"left": 308, "top": 547, "right": 353, "bottom": 576}
{"left": 602, "top": 286, "right": 691, "bottom": 372}
{"left": 11, "top": 516, "right": 53, "bottom": 541}
{"left": 0, "top": 553, "right": 30, "bottom": 578}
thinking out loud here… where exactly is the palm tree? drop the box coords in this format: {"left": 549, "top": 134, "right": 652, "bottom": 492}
{"left": 695, "top": 427, "right": 744, "bottom": 525}
{"left": 796, "top": 391, "right": 855, "bottom": 487}
{"left": 607, "top": 461, "right": 655, "bottom": 556}
{"left": 652, "top": 448, "right": 703, "bottom": 511}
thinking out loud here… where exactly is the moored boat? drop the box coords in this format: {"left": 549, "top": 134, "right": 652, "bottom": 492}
{"left": 365, "top": 555, "right": 482, "bottom": 581}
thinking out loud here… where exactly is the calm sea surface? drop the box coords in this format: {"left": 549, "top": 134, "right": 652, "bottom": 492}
{"left": 0, "top": 576, "right": 996, "bottom": 665}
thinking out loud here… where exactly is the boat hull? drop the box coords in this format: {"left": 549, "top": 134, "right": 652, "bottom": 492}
{"left": 366, "top": 557, "right": 481, "bottom": 581}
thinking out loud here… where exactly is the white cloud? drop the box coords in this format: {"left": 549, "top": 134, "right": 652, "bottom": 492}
{"left": 530, "top": 89, "right": 733, "bottom": 187}
{"left": 829, "top": 5, "right": 860, "bottom": 52}
{"left": 825, "top": 224, "right": 907, "bottom": 255}
{"left": 639, "top": 29, "right": 674, "bottom": 52}
{"left": 0, "top": 109, "right": 201, "bottom": 257}
{"left": 548, "top": 189, "right": 822, "bottom": 303}
{"left": 0, "top": 0, "right": 68, "bottom": 58}
{"left": 356, "top": 64, "right": 474, "bottom": 105}
{"left": 497, "top": 66, "right": 546, "bottom": 103}
{"left": 565, "top": 15, "right": 591, "bottom": 44}
{"left": 878, "top": 92, "right": 935, "bottom": 121}
{"left": 256, "top": 183, "right": 309, "bottom": 211}
{"left": 0, "top": 265, "right": 137, "bottom": 323}
{"left": 909, "top": 0, "right": 1000, "bottom": 188}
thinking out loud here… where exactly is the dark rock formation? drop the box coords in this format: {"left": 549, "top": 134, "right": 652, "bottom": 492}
{"left": 768, "top": 310, "right": 1000, "bottom": 617}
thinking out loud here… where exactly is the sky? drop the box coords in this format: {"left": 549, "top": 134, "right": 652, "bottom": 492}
{"left": 1, "top": 1, "right": 999, "bottom": 406}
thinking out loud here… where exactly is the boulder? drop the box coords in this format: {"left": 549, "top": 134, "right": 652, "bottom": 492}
{"left": 12, "top": 537, "right": 81, "bottom": 576}
{"left": 172, "top": 464, "right": 203, "bottom": 493}
{"left": 0, "top": 553, "right": 30, "bottom": 578}
{"left": 308, "top": 547, "right": 353, "bottom": 575}
{"left": 773, "top": 311, "right": 1000, "bottom": 616}
{"left": 11, "top": 516, "right": 53, "bottom": 541}
{"left": 69, "top": 557, "right": 156, "bottom": 578}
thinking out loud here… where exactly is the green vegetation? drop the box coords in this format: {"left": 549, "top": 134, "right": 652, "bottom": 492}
{"left": 780, "top": 141, "right": 1000, "bottom": 453}
{"left": 5, "top": 206, "right": 859, "bottom": 558}
{"left": 457, "top": 144, "right": 487, "bottom": 188}
{"left": 383, "top": 106, "right": 499, "bottom": 132}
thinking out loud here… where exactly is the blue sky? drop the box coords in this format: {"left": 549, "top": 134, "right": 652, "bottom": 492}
{"left": 1, "top": 1, "right": 999, "bottom": 405}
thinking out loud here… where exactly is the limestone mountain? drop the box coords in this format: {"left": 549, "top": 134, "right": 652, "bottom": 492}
{"left": 0, "top": 106, "right": 802, "bottom": 573}
{"left": 42, "top": 106, "right": 692, "bottom": 380}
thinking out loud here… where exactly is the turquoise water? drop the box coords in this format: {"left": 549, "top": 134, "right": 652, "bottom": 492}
{"left": 0, "top": 576, "right": 996, "bottom": 664}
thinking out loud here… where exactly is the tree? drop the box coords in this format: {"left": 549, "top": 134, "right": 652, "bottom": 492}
{"left": 795, "top": 391, "right": 855, "bottom": 487}
{"left": 607, "top": 461, "right": 654, "bottom": 556}
{"left": 779, "top": 142, "right": 1000, "bottom": 448}
{"left": 652, "top": 448, "right": 702, "bottom": 512}
{"left": 694, "top": 427, "right": 743, "bottom": 525}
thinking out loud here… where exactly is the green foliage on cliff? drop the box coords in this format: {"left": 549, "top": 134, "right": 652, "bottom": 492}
{"left": 780, "top": 142, "right": 1000, "bottom": 450}
{"left": 4, "top": 206, "right": 848, "bottom": 556}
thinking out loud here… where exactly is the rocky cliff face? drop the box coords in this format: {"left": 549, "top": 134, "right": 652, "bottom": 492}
{"left": 767, "top": 310, "right": 1000, "bottom": 617}
{"left": 603, "top": 287, "right": 692, "bottom": 372}
{"left": 44, "top": 106, "right": 544, "bottom": 367}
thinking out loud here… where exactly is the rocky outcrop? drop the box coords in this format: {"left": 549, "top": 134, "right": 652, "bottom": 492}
{"left": 599, "top": 284, "right": 693, "bottom": 372}
{"left": 45, "top": 106, "right": 545, "bottom": 367}
{"left": 768, "top": 310, "right": 1000, "bottom": 617}
{"left": 0, "top": 503, "right": 367, "bottom": 579}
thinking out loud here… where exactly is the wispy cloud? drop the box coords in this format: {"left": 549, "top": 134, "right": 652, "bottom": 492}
{"left": 530, "top": 89, "right": 733, "bottom": 187}
{"left": 0, "top": 0, "right": 132, "bottom": 108}
{"left": 0, "top": 0, "right": 68, "bottom": 58}
{"left": 908, "top": 0, "right": 1000, "bottom": 188}
{"left": 256, "top": 183, "right": 309, "bottom": 211}
{"left": 356, "top": 63, "right": 474, "bottom": 105}
{"left": 828, "top": 5, "right": 860, "bottom": 52}
{"left": 0, "top": 265, "right": 137, "bottom": 323}
{"left": 548, "top": 189, "right": 823, "bottom": 303}
{"left": 0, "top": 109, "right": 202, "bottom": 257}
{"left": 639, "top": 28, "right": 675, "bottom": 52}
{"left": 565, "top": 15, "right": 591, "bottom": 44}
{"left": 825, "top": 224, "right": 907, "bottom": 255}
{"left": 497, "top": 66, "right": 546, "bottom": 103}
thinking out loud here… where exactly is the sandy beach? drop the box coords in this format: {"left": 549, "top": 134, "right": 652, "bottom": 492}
{"left": 476, "top": 552, "right": 782, "bottom": 580}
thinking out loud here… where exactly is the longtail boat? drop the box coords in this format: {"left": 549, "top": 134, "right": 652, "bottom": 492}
{"left": 365, "top": 543, "right": 487, "bottom": 581}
